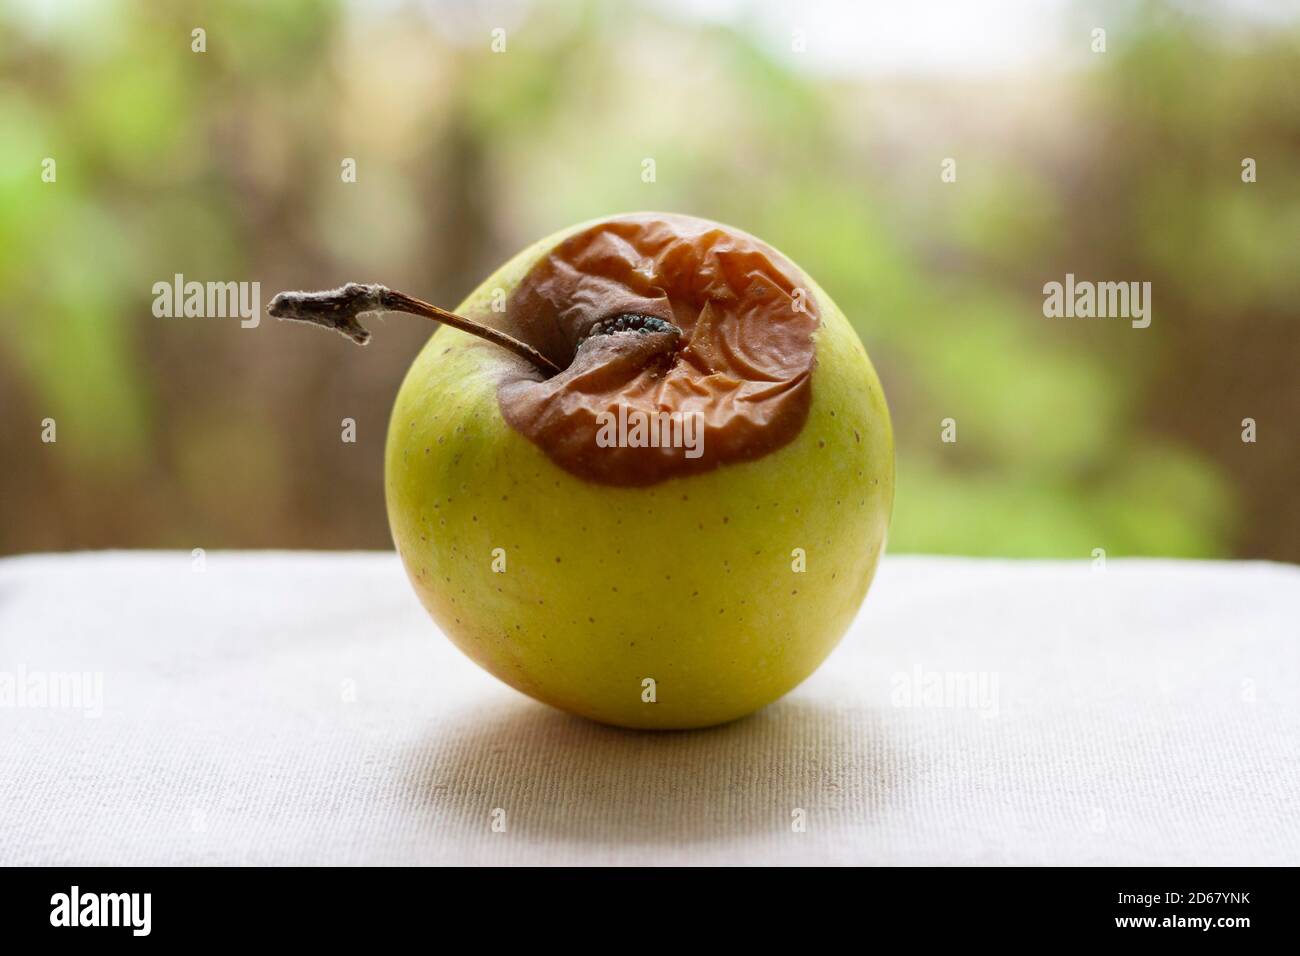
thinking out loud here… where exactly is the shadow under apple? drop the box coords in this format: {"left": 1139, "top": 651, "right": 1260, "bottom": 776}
{"left": 405, "top": 696, "right": 904, "bottom": 847}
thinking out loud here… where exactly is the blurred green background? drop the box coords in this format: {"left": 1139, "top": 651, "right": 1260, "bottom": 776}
{"left": 1, "top": 0, "right": 1296, "bottom": 559}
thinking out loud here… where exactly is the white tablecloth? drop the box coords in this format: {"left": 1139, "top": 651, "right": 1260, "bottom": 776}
{"left": 1, "top": 552, "right": 1296, "bottom": 866}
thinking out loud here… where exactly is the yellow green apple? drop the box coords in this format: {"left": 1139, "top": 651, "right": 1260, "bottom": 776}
{"left": 381, "top": 213, "right": 893, "bottom": 729}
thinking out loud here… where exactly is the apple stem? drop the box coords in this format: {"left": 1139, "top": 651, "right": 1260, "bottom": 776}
{"left": 267, "top": 283, "right": 563, "bottom": 376}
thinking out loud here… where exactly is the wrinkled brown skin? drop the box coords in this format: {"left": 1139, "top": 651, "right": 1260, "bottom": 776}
{"left": 495, "top": 214, "right": 819, "bottom": 485}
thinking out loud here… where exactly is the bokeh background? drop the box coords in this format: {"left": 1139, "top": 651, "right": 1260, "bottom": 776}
{"left": 1, "top": 0, "right": 1296, "bottom": 560}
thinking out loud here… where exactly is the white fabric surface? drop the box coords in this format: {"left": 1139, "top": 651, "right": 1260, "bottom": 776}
{"left": 1, "top": 551, "right": 1296, "bottom": 866}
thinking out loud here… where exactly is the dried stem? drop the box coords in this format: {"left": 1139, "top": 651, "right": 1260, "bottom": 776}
{"left": 267, "top": 283, "right": 562, "bottom": 376}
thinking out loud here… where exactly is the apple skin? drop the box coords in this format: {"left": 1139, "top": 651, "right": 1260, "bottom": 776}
{"left": 385, "top": 215, "right": 893, "bottom": 729}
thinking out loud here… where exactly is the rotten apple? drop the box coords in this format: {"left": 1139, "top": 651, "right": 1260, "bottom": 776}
{"left": 270, "top": 213, "right": 893, "bottom": 729}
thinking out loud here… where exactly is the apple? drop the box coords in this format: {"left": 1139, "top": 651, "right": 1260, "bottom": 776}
{"left": 274, "top": 213, "right": 893, "bottom": 729}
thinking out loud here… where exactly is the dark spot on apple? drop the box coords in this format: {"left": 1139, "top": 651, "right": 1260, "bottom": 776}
{"left": 584, "top": 312, "right": 681, "bottom": 341}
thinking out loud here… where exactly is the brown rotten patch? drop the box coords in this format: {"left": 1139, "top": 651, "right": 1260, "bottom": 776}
{"left": 495, "top": 214, "right": 819, "bottom": 486}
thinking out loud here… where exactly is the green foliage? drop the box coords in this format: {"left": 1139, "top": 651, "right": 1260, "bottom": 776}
{"left": 0, "top": 0, "right": 1293, "bottom": 558}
